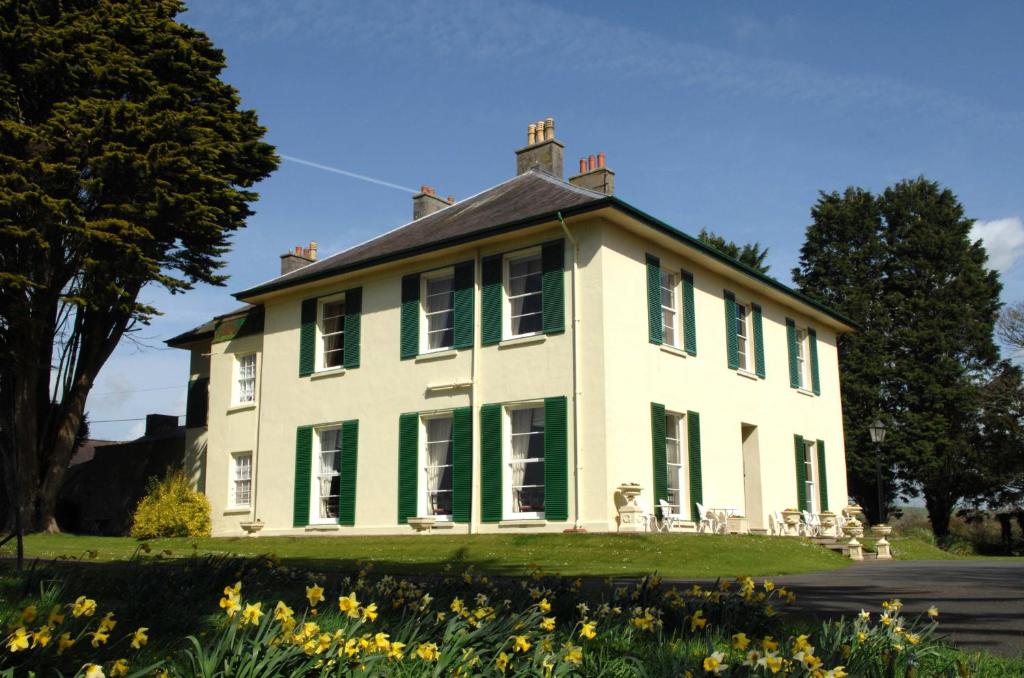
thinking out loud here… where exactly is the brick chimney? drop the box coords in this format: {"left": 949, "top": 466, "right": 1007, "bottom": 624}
{"left": 145, "top": 414, "right": 179, "bottom": 436}
{"left": 515, "top": 117, "right": 564, "bottom": 178}
{"left": 280, "top": 241, "right": 318, "bottom": 275}
{"left": 568, "top": 151, "right": 614, "bottom": 195}
{"left": 412, "top": 185, "right": 451, "bottom": 220}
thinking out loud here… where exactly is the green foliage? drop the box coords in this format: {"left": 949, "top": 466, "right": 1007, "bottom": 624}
{"left": 130, "top": 472, "right": 211, "bottom": 539}
{"left": 794, "top": 178, "right": 1008, "bottom": 536}
{"left": 698, "top": 229, "right": 771, "bottom": 273}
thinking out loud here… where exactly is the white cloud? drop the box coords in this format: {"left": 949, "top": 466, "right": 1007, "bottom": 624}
{"left": 972, "top": 216, "right": 1024, "bottom": 273}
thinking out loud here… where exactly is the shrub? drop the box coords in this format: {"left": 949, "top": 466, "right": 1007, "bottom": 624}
{"left": 130, "top": 471, "right": 211, "bottom": 538}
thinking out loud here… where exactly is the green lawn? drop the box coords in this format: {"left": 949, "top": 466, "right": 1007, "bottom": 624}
{"left": 6, "top": 532, "right": 851, "bottom": 579}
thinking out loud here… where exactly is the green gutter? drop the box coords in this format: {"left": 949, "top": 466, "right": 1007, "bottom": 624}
{"left": 234, "top": 196, "right": 857, "bottom": 331}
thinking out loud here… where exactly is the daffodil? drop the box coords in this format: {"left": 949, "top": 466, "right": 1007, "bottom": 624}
{"left": 732, "top": 632, "right": 750, "bottom": 650}
{"left": 48, "top": 605, "right": 65, "bottom": 626}
{"left": 761, "top": 636, "right": 779, "bottom": 652}
{"left": 824, "top": 668, "right": 848, "bottom": 678}
{"left": 6, "top": 627, "right": 29, "bottom": 652}
{"left": 415, "top": 641, "right": 439, "bottom": 661}
{"left": 241, "top": 602, "right": 264, "bottom": 626}
{"left": 387, "top": 640, "right": 406, "bottom": 660}
{"left": 703, "top": 651, "right": 728, "bottom": 674}
{"left": 57, "top": 632, "right": 75, "bottom": 655}
{"left": 579, "top": 621, "right": 597, "bottom": 640}
{"left": 927, "top": 606, "right": 940, "bottom": 620}
{"left": 513, "top": 635, "right": 531, "bottom": 653}
{"left": 496, "top": 651, "right": 510, "bottom": 672}
{"left": 274, "top": 601, "right": 294, "bottom": 624}
{"left": 360, "top": 602, "right": 378, "bottom": 622}
{"left": 761, "top": 652, "right": 783, "bottom": 674}
{"left": 72, "top": 596, "right": 97, "bottom": 618}
{"left": 219, "top": 592, "right": 241, "bottom": 617}
{"left": 538, "top": 598, "right": 551, "bottom": 613}
{"left": 19, "top": 605, "right": 37, "bottom": 625}
{"left": 540, "top": 617, "right": 556, "bottom": 632}
{"left": 98, "top": 611, "right": 117, "bottom": 633}
{"left": 338, "top": 592, "right": 360, "bottom": 618}
{"left": 858, "top": 609, "right": 870, "bottom": 621}
{"left": 84, "top": 664, "right": 105, "bottom": 678}
{"left": 130, "top": 627, "right": 148, "bottom": 649}
{"left": 90, "top": 629, "right": 109, "bottom": 647}
{"left": 32, "top": 625, "right": 52, "bottom": 648}
{"left": 742, "top": 649, "right": 762, "bottom": 666}
{"left": 306, "top": 583, "right": 325, "bottom": 607}
{"left": 451, "top": 597, "right": 465, "bottom": 614}
{"left": 564, "top": 643, "right": 583, "bottom": 664}
{"left": 110, "top": 659, "right": 130, "bottom": 677}
{"left": 689, "top": 609, "right": 707, "bottom": 632}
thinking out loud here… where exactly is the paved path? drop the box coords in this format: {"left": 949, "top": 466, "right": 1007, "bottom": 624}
{"left": 773, "top": 560, "right": 1024, "bottom": 657}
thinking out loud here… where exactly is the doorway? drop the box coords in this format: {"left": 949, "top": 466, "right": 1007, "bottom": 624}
{"left": 741, "top": 424, "right": 763, "bottom": 530}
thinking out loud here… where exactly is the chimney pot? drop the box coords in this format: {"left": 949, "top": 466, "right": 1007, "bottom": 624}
{"left": 308, "top": 242, "right": 318, "bottom": 260}
{"left": 515, "top": 116, "right": 564, "bottom": 178}
{"left": 597, "top": 152, "right": 606, "bottom": 168}
{"left": 527, "top": 124, "right": 536, "bottom": 145}
{"left": 569, "top": 151, "right": 615, "bottom": 195}
{"left": 294, "top": 246, "right": 302, "bottom": 255}
{"left": 544, "top": 117, "right": 555, "bottom": 141}
{"left": 588, "top": 154, "right": 596, "bottom": 171}
{"left": 579, "top": 158, "right": 586, "bottom": 173}
{"left": 447, "top": 195, "right": 455, "bottom": 204}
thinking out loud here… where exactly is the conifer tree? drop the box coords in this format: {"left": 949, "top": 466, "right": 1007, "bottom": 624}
{"left": 698, "top": 228, "right": 771, "bottom": 273}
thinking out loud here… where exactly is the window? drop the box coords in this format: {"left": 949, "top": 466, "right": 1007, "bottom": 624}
{"left": 795, "top": 329, "right": 807, "bottom": 389}
{"left": 423, "top": 416, "right": 453, "bottom": 518}
{"left": 423, "top": 272, "right": 455, "bottom": 351}
{"left": 236, "top": 354, "right": 256, "bottom": 404}
{"left": 319, "top": 296, "right": 345, "bottom": 369}
{"left": 660, "top": 270, "right": 679, "bottom": 347}
{"left": 665, "top": 412, "right": 687, "bottom": 515}
{"left": 232, "top": 452, "right": 252, "bottom": 506}
{"left": 506, "top": 252, "right": 543, "bottom": 337}
{"left": 804, "top": 440, "right": 817, "bottom": 513}
{"left": 507, "top": 405, "right": 545, "bottom": 517}
{"left": 315, "top": 428, "right": 342, "bottom": 521}
{"left": 735, "top": 303, "right": 750, "bottom": 371}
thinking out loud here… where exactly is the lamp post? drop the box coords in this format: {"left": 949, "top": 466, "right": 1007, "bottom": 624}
{"left": 868, "top": 419, "right": 888, "bottom": 525}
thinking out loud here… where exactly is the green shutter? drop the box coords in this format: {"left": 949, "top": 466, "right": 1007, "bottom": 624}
{"left": 786, "top": 318, "right": 800, "bottom": 388}
{"left": 397, "top": 413, "right": 419, "bottom": 525}
{"left": 481, "top": 255, "right": 503, "bottom": 345}
{"left": 687, "top": 411, "right": 703, "bottom": 523}
{"left": 751, "top": 303, "right": 766, "bottom": 379}
{"left": 650, "top": 403, "right": 667, "bottom": 518}
{"left": 646, "top": 254, "right": 662, "bottom": 345}
{"left": 816, "top": 439, "right": 829, "bottom": 511}
{"left": 543, "top": 396, "right": 569, "bottom": 521}
{"left": 809, "top": 328, "right": 821, "bottom": 395}
{"left": 724, "top": 290, "right": 739, "bottom": 370}
{"left": 453, "top": 261, "right": 475, "bottom": 349}
{"left": 452, "top": 407, "right": 473, "bottom": 523}
{"left": 479, "top": 404, "right": 503, "bottom": 522}
{"left": 400, "top": 274, "right": 420, "bottom": 359}
{"left": 343, "top": 287, "right": 361, "bottom": 369}
{"left": 292, "top": 425, "right": 313, "bottom": 527}
{"left": 794, "top": 434, "right": 808, "bottom": 512}
{"left": 541, "top": 240, "right": 565, "bottom": 334}
{"left": 338, "top": 420, "right": 358, "bottom": 526}
{"left": 299, "top": 298, "right": 317, "bottom": 376}
{"left": 185, "top": 377, "right": 209, "bottom": 428}
{"left": 682, "top": 270, "right": 697, "bottom": 356}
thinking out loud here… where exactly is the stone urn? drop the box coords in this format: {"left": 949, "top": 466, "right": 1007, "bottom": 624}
{"left": 727, "top": 515, "right": 749, "bottom": 534}
{"left": 240, "top": 519, "right": 264, "bottom": 537}
{"left": 616, "top": 483, "right": 646, "bottom": 533}
{"left": 872, "top": 524, "right": 893, "bottom": 560}
{"left": 407, "top": 516, "right": 436, "bottom": 534}
{"left": 781, "top": 509, "right": 802, "bottom": 535}
{"left": 819, "top": 511, "right": 837, "bottom": 537}
{"left": 842, "top": 518, "right": 864, "bottom": 540}
{"left": 842, "top": 503, "right": 864, "bottom": 521}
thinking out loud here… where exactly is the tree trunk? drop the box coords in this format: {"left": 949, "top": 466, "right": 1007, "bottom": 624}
{"left": 924, "top": 493, "right": 954, "bottom": 541}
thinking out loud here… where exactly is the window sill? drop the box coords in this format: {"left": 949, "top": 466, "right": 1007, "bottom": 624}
{"left": 735, "top": 369, "right": 759, "bottom": 382}
{"left": 498, "top": 334, "right": 546, "bottom": 350}
{"left": 223, "top": 507, "right": 251, "bottom": 515}
{"left": 304, "top": 524, "right": 340, "bottom": 532}
{"left": 659, "top": 344, "right": 689, "bottom": 359}
{"left": 310, "top": 367, "right": 346, "bottom": 381}
{"left": 415, "top": 349, "right": 458, "bottom": 363}
{"left": 498, "top": 519, "right": 547, "bottom": 528}
{"left": 796, "top": 388, "right": 817, "bottom": 398}
{"left": 227, "top": 402, "right": 256, "bottom": 414}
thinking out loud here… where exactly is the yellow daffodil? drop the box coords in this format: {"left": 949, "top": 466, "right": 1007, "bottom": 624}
{"left": 32, "top": 625, "right": 52, "bottom": 648}
{"left": 579, "top": 621, "right": 597, "bottom": 640}
{"left": 306, "top": 583, "right": 325, "bottom": 607}
{"left": 361, "top": 602, "right": 378, "bottom": 622}
{"left": 564, "top": 643, "right": 583, "bottom": 664}
{"left": 907, "top": 633, "right": 921, "bottom": 645}
{"left": 824, "top": 668, "right": 848, "bottom": 678}
{"left": 90, "top": 629, "right": 109, "bottom": 647}
{"left": 513, "top": 635, "right": 531, "bottom": 653}
{"left": 880, "top": 613, "right": 893, "bottom": 626}
{"left": 793, "top": 634, "right": 812, "bottom": 653}
{"left": 761, "top": 636, "right": 779, "bottom": 652}
{"left": 388, "top": 640, "right": 406, "bottom": 660}
{"left": 72, "top": 596, "right": 97, "bottom": 618}
{"left": 538, "top": 598, "right": 551, "bottom": 613}
{"left": 415, "top": 641, "right": 439, "bottom": 661}
{"left": 241, "top": 602, "right": 264, "bottom": 626}
{"left": 373, "top": 631, "right": 390, "bottom": 650}
{"left": 858, "top": 631, "right": 867, "bottom": 642}
{"left": 732, "top": 632, "right": 750, "bottom": 650}
{"left": 57, "top": 632, "right": 75, "bottom": 655}
{"left": 130, "top": 627, "right": 148, "bottom": 649}
{"left": 540, "top": 617, "right": 556, "bottom": 632}
{"left": 762, "top": 652, "right": 783, "bottom": 674}
{"left": 742, "top": 649, "right": 762, "bottom": 667}
{"left": 98, "top": 611, "right": 117, "bottom": 633}
{"left": 858, "top": 609, "right": 870, "bottom": 621}
{"left": 48, "top": 605, "right": 65, "bottom": 626}
{"left": 84, "top": 664, "right": 105, "bottom": 678}
{"left": 219, "top": 593, "right": 241, "bottom": 618}
{"left": 19, "top": 605, "right": 37, "bottom": 625}
{"left": 703, "top": 651, "right": 728, "bottom": 674}
{"left": 927, "top": 606, "right": 939, "bottom": 620}
{"left": 338, "top": 592, "right": 360, "bottom": 618}
{"left": 690, "top": 609, "right": 707, "bottom": 632}
{"left": 6, "top": 627, "right": 29, "bottom": 652}
{"left": 496, "top": 651, "right": 510, "bottom": 672}
{"left": 274, "top": 601, "right": 294, "bottom": 624}
{"left": 110, "top": 659, "right": 129, "bottom": 677}
{"left": 451, "top": 597, "right": 465, "bottom": 614}
{"left": 224, "top": 581, "right": 242, "bottom": 597}
{"left": 763, "top": 580, "right": 775, "bottom": 592}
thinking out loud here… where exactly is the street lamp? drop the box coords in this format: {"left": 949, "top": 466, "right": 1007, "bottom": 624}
{"left": 868, "top": 419, "right": 888, "bottom": 525}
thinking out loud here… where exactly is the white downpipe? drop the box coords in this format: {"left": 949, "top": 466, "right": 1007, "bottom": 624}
{"left": 557, "top": 212, "right": 583, "bottom": 530}
{"left": 468, "top": 247, "right": 482, "bottom": 534}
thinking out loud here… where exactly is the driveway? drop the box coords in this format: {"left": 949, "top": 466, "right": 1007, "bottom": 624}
{"left": 773, "top": 560, "right": 1024, "bottom": 657}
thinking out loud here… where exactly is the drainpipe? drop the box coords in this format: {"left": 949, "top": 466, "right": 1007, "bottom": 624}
{"left": 468, "top": 247, "right": 482, "bottom": 534}
{"left": 557, "top": 212, "right": 583, "bottom": 531}
{"left": 250, "top": 344, "right": 266, "bottom": 529}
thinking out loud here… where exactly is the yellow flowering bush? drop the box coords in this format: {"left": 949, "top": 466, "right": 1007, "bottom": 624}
{"left": 130, "top": 471, "right": 211, "bottom": 538}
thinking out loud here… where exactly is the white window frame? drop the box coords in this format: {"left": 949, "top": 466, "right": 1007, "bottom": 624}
{"left": 310, "top": 425, "right": 343, "bottom": 525}
{"left": 420, "top": 268, "right": 456, "bottom": 353}
{"left": 229, "top": 451, "right": 252, "bottom": 508}
{"left": 795, "top": 328, "right": 808, "bottom": 389}
{"left": 420, "top": 413, "right": 454, "bottom": 521}
{"left": 735, "top": 302, "right": 751, "bottom": 372}
{"left": 503, "top": 248, "right": 544, "bottom": 340}
{"left": 664, "top": 412, "right": 688, "bottom": 517}
{"left": 804, "top": 439, "right": 818, "bottom": 514}
{"left": 660, "top": 270, "right": 679, "bottom": 347}
{"left": 233, "top": 353, "right": 257, "bottom": 405}
{"left": 316, "top": 293, "right": 346, "bottom": 372}
{"left": 503, "top": 403, "right": 545, "bottom": 520}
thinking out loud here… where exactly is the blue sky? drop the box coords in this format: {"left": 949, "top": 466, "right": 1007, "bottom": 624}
{"left": 86, "top": 0, "right": 1024, "bottom": 440}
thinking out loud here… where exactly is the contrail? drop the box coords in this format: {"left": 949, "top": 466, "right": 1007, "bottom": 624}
{"left": 281, "top": 155, "right": 418, "bottom": 194}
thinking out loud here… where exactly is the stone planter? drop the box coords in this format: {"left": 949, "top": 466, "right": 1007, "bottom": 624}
{"left": 727, "top": 515, "right": 749, "bottom": 534}
{"left": 407, "top": 516, "right": 436, "bottom": 534}
{"left": 781, "top": 509, "right": 802, "bottom": 535}
{"left": 819, "top": 511, "right": 837, "bottom": 537}
{"left": 616, "top": 483, "right": 646, "bottom": 533}
{"left": 240, "top": 520, "right": 264, "bottom": 537}
{"left": 872, "top": 524, "right": 893, "bottom": 560}
{"left": 871, "top": 524, "right": 892, "bottom": 537}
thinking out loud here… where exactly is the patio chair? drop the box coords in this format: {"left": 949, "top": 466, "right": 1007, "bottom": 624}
{"left": 695, "top": 502, "right": 718, "bottom": 534}
{"left": 635, "top": 498, "right": 661, "bottom": 532}
{"left": 801, "top": 511, "right": 821, "bottom": 537}
{"left": 658, "top": 499, "right": 688, "bottom": 531}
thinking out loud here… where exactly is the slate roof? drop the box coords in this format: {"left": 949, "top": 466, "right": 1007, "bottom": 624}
{"left": 235, "top": 170, "right": 608, "bottom": 300}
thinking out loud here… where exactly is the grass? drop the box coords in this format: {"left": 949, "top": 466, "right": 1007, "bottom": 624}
{"left": 5, "top": 532, "right": 852, "bottom": 579}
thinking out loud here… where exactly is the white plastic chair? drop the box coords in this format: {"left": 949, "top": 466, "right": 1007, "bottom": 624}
{"left": 772, "top": 511, "right": 791, "bottom": 536}
{"left": 695, "top": 502, "right": 719, "bottom": 534}
{"left": 658, "top": 499, "right": 687, "bottom": 531}
{"left": 635, "top": 498, "right": 660, "bottom": 532}
{"left": 801, "top": 511, "right": 821, "bottom": 537}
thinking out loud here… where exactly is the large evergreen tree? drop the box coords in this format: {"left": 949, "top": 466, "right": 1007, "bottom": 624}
{"left": 698, "top": 228, "right": 771, "bottom": 273}
{"left": 795, "top": 178, "right": 1003, "bottom": 537}
{"left": 0, "top": 0, "right": 277, "bottom": 532}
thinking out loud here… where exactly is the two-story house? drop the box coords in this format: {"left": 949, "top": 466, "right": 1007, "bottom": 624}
{"left": 168, "top": 119, "right": 854, "bottom": 537}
